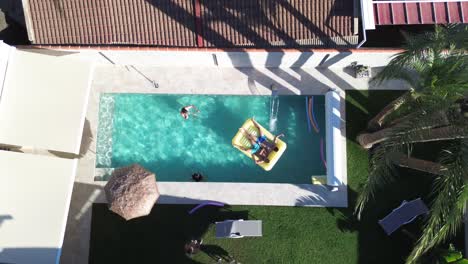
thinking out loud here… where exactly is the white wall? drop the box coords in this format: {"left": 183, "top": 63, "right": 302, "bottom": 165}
{"left": 325, "top": 91, "right": 346, "bottom": 187}
{"left": 21, "top": 48, "right": 401, "bottom": 69}
{"left": 0, "top": 151, "right": 78, "bottom": 264}
{"left": 0, "top": 49, "right": 94, "bottom": 154}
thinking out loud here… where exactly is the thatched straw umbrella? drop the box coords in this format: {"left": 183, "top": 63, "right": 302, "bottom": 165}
{"left": 104, "top": 164, "right": 159, "bottom": 220}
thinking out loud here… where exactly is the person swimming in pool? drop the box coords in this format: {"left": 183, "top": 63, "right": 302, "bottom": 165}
{"left": 180, "top": 105, "right": 200, "bottom": 120}
{"left": 192, "top": 172, "right": 204, "bottom": 182}
{"left": 234, "top": 142, "right": 270, "bottom": 164}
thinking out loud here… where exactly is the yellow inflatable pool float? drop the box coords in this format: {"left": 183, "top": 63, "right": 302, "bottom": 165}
{"left": 232, "top": 118, "right": 287, "bottom": 171}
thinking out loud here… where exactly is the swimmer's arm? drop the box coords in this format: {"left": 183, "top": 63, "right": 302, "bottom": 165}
{"left": 249, "top": 153, "right": 264, "bottom": 164}
{"left": 252, "top": 155, "right": 262, "bottom": 164}
{"left": 273, "top": 133, "right": 285, "bottom": 143}
{"left": 251, "top": 117, "right": 264, "bottom": 136}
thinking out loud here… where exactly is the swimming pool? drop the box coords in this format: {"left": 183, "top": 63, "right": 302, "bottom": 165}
{"left": 96, "top": 94, "right": 326, "bottom": 184}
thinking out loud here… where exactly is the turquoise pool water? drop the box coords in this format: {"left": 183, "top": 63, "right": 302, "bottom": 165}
{"left": 96, "top": 94, "right": 326, "bottom": 184}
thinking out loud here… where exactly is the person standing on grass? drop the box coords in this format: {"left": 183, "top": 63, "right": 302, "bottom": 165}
{"left": 185, "top": 239, "right": 202, "bottom": 256}
{"left": 180, "top": 105, "right": 200, "bottom": 120}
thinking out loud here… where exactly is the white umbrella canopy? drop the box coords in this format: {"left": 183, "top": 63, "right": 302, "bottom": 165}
{"left": 104, "top": 164, "right": 159, "bottom": 220}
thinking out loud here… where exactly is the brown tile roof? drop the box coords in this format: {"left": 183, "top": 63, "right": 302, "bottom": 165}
{"left": 25, "top": 0, "right": 358, "bottom": 48}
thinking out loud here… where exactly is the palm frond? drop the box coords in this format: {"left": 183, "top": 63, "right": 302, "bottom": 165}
{"left": 406, "top": 140, "right": 468, "bottom": 264}
{"left": 371, "top": 62, "right": 420, "bottom": 87}
{"left": 355, "top": 143, "right": 404, "bottom": 219}
{"left": 385, "top": 99, "right": 468, "bottom": 145}
{"left": 356, "top": 99, "right": 465, "bottom": 218}
{"left": 421, "top": 54, "right": 468, "bottom": 98}
{"left": 372, "top": 24, "right": 468, "bottom": 90}
{"left": 393, "top": 125, "right": 468, "bottom": 145}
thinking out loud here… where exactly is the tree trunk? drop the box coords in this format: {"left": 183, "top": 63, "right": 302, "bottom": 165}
{"left": 367, "top": 90, "right": 415, "bottom": 130}
{"left": 390, "top": 152, "right": 446, "bottom": 175}
{"left": 358, "top": 111, "right": 451, "bottom": 149}
{"left": 387, "top": 108, "right": 442, "bottom": 128}
{"left": 357, "top": 128, "right": 394, "bottom": 149}
{"left": 393, "top": 125, "right": 468, "bottom": 144}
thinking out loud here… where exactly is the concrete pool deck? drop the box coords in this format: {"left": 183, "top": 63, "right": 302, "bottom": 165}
{"left": 49, "top": 48, "right": 411, "bottom": 264}
{"left": 84, "top": 65, "right": 352, "bottom": 204}
{"left": 84, "top": 65, "right": 350, "bottom": 207}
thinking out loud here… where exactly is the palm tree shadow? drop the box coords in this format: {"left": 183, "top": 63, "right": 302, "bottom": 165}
{"left": 200, "top": 244, "right": 234, "bottom": 263}
{"left": 143, "top": 0, "right": 356, "bottom": 97}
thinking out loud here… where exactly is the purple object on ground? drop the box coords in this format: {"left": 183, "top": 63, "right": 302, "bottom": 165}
{"left": 188, "top": 201, "right": 225, "bottom": 215}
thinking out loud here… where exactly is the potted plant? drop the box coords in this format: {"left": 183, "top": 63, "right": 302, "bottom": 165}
{"left": 350, "top": 61, "right": 371, "bottom": 78}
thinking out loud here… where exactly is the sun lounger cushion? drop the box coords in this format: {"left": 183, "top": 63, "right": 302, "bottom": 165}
{"left": 215, "top": 220, "right": 263, "bottom": 238}
{"left": 379, "top": 198, "right": 429, "bottom": 235}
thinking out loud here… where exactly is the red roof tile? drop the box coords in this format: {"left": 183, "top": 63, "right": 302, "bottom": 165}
{"left": 200, "top": 0, "right": 356, "bottom": 47}
{"left": 28, "top": 0, "right": 197, "bottom": 46}
{"left": 25, "top": 0, "right": 357, "bottom": 47}
{"left": 374, "top": 0, "right": 468, "bottom": 25}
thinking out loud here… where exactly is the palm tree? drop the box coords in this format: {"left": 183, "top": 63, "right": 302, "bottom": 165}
{"left": 407, "top": 139, "right": 468, "bottom": 263}
{"left": 355, "top": 100, "right": 468, "bottom": 264}
{"left": 357, "top": 101, "right": 468, "bottom": 149}
{"left": 367, "top": 24, "right": 468, "bottom": 130}
{"left": 355, "top": 25, "right": 468, "bottom": 264}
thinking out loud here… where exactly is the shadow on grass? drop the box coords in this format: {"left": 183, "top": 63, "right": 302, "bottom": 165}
{"left": 200, "top": 244, "right": 234, "bottom": 263}
{"left": 89, "top": 203, "right": 248, "bottom": 264}
{"left": 294, "top": 184, "right": 420, "bottom": 264}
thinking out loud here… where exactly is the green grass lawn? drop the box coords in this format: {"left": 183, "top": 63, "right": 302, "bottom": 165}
{"left": 90, "top": 90, "right": 426, "bottom": 264}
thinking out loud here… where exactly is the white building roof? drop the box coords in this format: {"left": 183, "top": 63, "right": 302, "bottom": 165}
{"left": 0, "top": 151, "right": 77, "bottom": 264}
{"left": 0, "top": 44, "right": 93, "bottom": 154}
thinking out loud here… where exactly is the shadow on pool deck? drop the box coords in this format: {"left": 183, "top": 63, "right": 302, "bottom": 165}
{"left": 140, "top": 0, "right": 362, "bottom": 98}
